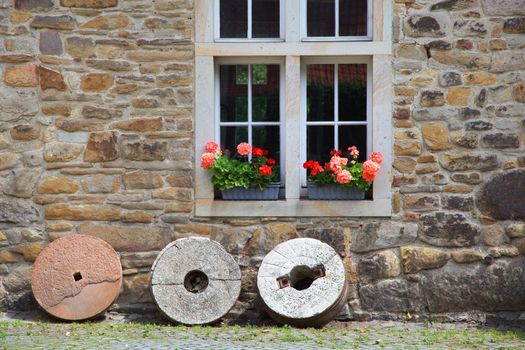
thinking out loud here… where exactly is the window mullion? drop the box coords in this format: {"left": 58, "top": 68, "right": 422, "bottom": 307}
{"left": 247, "top": 0, "right": 253, "bottom": 39}
{"left": 334, "top": 63, "right": 339, "bottom": 150}
{"left": 248, "top": 64, "right": 253, "bottom": 152}
{"left": 335, "top": 0, "right": 339, "bottom": 38}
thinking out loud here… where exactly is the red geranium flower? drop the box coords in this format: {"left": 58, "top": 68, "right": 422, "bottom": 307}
{"left": 330, "top": 149, "right": 342, "bottom": 157}
{"left": 267, "top": 158, "right": 277, "bottom": 165}
{"left": 259, "top": 165, "right": 272, "bottom": 177}
{"left": 253, "top": 147, "right": 264, "bottom": 157}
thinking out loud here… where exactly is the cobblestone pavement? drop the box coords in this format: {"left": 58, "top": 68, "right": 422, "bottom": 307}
{"left": 1, "top": 312, "right": 525, "bottom": 349}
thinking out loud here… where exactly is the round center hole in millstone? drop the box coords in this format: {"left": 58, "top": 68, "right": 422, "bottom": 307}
{"left": 183, "top": 270, "right": 209, "bottom": 293}
{"left": 288, "top": 265, "right": 326, "bottom": 291}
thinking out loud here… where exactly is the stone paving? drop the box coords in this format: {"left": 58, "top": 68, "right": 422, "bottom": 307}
{"left": 1, "top": 312, "right": 525, "bottom": 349}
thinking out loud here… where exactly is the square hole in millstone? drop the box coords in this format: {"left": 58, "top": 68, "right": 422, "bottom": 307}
{"left": 73, "top": 272, "right": 83, "bottom": 281}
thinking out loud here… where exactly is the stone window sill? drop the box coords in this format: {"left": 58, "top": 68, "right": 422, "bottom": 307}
{"left": 194, "top": 198, "right": 391, "bottom": 217}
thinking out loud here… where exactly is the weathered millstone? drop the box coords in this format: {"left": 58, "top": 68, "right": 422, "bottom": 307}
{"left": 31, "top": 235, "right": 122, "bottom": 321}
{"left": 257, "top": 238, "right": 347, "bottom": 327}
{"left": 150, "top": 237, "right": 241, "bottom": 325}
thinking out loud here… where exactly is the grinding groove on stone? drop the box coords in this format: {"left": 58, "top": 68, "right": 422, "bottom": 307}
{"left": 257, "top": 238, "right": 348, "bottom": 327}
{"left": 31, "top": 234, "right": 122, "bottom": 321}
{"left": 150, "top": 237, "right": 241, "bottom": 325}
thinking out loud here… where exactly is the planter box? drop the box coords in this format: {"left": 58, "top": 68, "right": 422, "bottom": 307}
{"left": 307, "top": 183, "right": 365, "bottom": 200}
{"left": 221, "top": 184, "right": 279, "bottom": 200}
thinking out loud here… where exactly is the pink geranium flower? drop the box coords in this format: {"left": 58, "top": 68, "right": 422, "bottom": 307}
{"left": 348, "top": 146, "right": 359, "bottom": 158}
{"left": 370, "top": 151, "right": 384, "bottom": 164}
{"left": 362, "top": 160, "right": 381, "bottom": 182}
{"left": 237, "top": 142, "right": 252, "bottom": 156}
{"left": 205, "top": 141, "right": 219, "bottom": 153}
{"left": 336, "top": 169, "right": 352, "bottom": 184}
{"left": 200, "top": 152, "right": 215, "bottom": 169}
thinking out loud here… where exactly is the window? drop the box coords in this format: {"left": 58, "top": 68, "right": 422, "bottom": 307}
{"left": 302, "top": 58, "right": 371, "bottom": 185}
{"left": 216, "top": 61, "right": 284, "bottom": 182}
{"left": 218, "top": 0, "right": 282, "bottom": 39}
{"left": 305, "top": 0, "right": 371, "bottom": 39}
{"left": 195, "top": 0, "right": 392, "bottom": 216}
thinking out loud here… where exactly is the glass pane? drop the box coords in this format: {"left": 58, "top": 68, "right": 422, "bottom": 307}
{"left": 253, "top": 126, "right": 280, "bottom": 161}
{"left": 220, "top": 0, "right": 247, "bottom": 38}
{"left": 220, "top": 65, "right": 248, "bottom": 122}
{"left": 307, "top": 126, "right": 334, "bottom": 164}
{"left": 252, "top": 64, "right": 280, "bottom": 122}
{"left": 307, "top": 64, "right": 334, "bottom": 122}
{"left": 221, "top": 126, "right": 248, "bottom": 156}
{"left": 253, "top": 0, "right": 280, "bottom": 38}
{"left": 340, "top": 0, "right": 368, "bottom": 36}
{"left": 338, "top": 64, "right": 367, "bottom": 121}
{"left": 339, "top": 125, "right": 367, "bottom": 162}
{"left": 307, "top": 0, "right": 335, "bottom": 37}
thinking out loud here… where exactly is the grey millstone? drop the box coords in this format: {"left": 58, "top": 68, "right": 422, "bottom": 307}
{"left": 351, "top": 222, "right": 418, "bottom": 253}
{"left": 257, "top": 238, "right": 347, "bottom": 327}
{"left": 477, "top": 169, "right": 525, "bottom": 220}
{"left": 150, "top": 237, "right": 241, "bottom": 325}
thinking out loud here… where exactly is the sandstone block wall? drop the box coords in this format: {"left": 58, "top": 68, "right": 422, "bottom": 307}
{"left": 0, "top": 0, "right": 525, "bottom": 322}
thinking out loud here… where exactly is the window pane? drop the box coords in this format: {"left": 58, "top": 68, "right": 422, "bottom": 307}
{"left": 338, "top": 64, "right": 367, "bottom": 122}
{"left": 220, "top": 0, "right": 247, "bottom": 38}
{"left": 252, "top": 0, "right": 280, "bottom": 38}
{"left": 307, "top": 64, "right": 334, "bottom": 122}
{"left": 307, "top": 126, "right": 334, "bottom": 164}
{"left": 340, "top": 0, "right": 368, "bottom": 36}
{"left": 307, "top": 0, "right": 335, "bottom": 37}
{"left": 252, "top": 64, "right": 280, "bottom": 122}
{"left": 220, "top": 65, "right": 248, "bottom": 122}
{"left": 253, "top": 125, "right": 280, "bottom": 161}
{"left": 221, "top": 126, "right": 248, "bottom": 155}
{"left": 339, "top": 125, "right": 367, "bottom": 162}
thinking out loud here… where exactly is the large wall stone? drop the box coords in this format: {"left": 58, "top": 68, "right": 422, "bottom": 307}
{"left": 478, "top": 170, "right": 525, "bottom": 220}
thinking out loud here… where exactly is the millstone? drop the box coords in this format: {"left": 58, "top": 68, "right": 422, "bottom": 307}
{"left": 257, "top": 238, "right": 348, "bottom": 327}
{"left": 150, "top": 237, "right": 241, "bottom": 325}
{"left": 31, "top": 234, "right": 122, "bottom": 321}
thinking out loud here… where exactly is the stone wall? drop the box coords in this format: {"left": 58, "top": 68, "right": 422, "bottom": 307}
{"left": 1, "top": 0, "right": 525, "bottom": 322}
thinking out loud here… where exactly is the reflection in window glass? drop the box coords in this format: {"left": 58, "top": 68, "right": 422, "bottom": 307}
{"left": 252, "top": 0, "right": 280, "bottom": 38}
{"left": 307, "top": 0, "right": 335, "bottom": 37}
{"left": 252, "top": 65, "right": 279, "bottom": 122}
{"left": 221, "top": 126, "right": 248, "bottom": 155}
{"left": 307, "top": 0, "right": 368, "bottom": 37}
{"left": 307, "top": 64, "right": 334, "bottom": 122}
{"left": 307, "top": 126, "right": 334, "bottom": 164}
{"left": 253, "top": 125, "right": 280, "bottom": 165}
{"left": 339, "top": 125, "right": 367, "bottom": 162}
{"left": 339, "top": 0, "right": 368, "bottom": 36}
{"left": 338, "top": 64, "right": 367, "bottom": 122}
{"left": 220, "top": 0, "right": 248, "bottom": 38}
{"left": 220, "top": 65, "right": 248, "bottom": 122}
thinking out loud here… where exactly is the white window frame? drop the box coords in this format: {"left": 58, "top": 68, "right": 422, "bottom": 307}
{"left": 215, "top": 57, "right": 286, "bottom": 185}
{"left": 301, "top": 0, "right": 373, "bottom": 41}
{"left": 214, "top": 0, "right": 285, "bottom": 42}
{"left": 300, "top": 56, "right": 372, "bottom": 187}
{"left": 195, "top": 0, "right": 393, "bottom": 217}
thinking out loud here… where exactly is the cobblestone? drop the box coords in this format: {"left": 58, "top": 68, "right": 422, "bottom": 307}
{"left": 1, "top": 312, "right": 525, "bottom": 350}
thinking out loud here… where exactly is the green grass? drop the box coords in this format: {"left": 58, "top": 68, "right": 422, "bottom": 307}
{"left": 1, "top": 319, "right": 525, "bottom": 349}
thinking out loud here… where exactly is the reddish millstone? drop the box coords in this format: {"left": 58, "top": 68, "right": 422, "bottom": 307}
{"left": 31, "top": 235, "right": 122, "bottom": 321}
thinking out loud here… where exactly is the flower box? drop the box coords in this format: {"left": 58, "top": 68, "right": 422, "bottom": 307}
{"left": 307, "top": 182, "right": 365, "bottom": 200}
{"left": 221, "top": 183, "right": 280, "bottom": 200}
